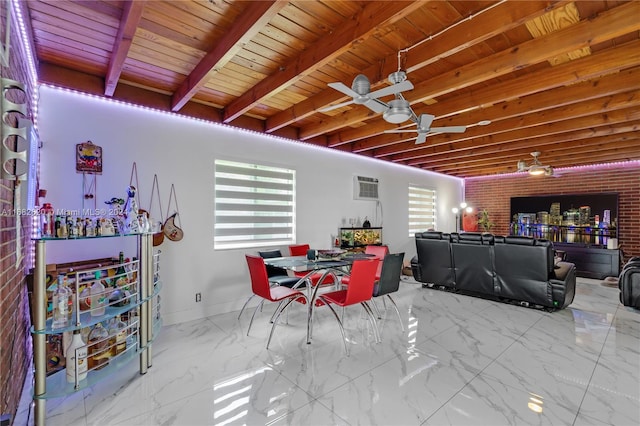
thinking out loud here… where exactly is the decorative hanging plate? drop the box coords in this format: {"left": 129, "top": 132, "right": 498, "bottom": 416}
{"left": 76, "top": 141, "right": 102, "bottom": 174}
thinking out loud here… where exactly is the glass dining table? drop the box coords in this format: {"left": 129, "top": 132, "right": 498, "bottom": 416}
{"left": 263, "top": 253, "right": 374, "bottom": 343}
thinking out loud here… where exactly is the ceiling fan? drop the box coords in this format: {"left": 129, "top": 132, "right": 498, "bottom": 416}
{"left": 517, "top": 151, "right": 554, "bottom": 176}
{"left": 384, "top": 113, "right": 467, "bottom": 144}
{"left": 319, "top": 72, "right": 414, "bottom": 114}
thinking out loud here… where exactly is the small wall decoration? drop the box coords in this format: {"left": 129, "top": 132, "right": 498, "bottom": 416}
{"left": 76, "top": 140, "right": 102, "bottom": 174}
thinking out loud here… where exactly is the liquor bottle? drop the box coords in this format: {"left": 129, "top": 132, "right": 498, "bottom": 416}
{"left": 65, "top": 212, "right": 73, "bottom": 237}
{"left": 114, "top": 252, "right": 128, "bottom": 288}
{"left": 40, "top": 203, "right": 55, "bottom": 237}
{"left": 52, "top": 274, "right": 72, "bottom": 330}
{"left": 90, "top": 271, "right": 107, "bottom": 317}
{"left": 107, "top": 315, "right": 128, "bottom": 356}
{"left": 85, "top": 218, "right": 95, "bottom": 237}
{"left": 54, "top": 215, "right": 62, "bottom": 238}
{"left": 65, "top": 329, "right": 88, "bottom": 384}
{"left": 76, "top": 217, "right": 84, "bottom": 236}
{"left": 87, "top": 322, "right": 110, "bottom": 370}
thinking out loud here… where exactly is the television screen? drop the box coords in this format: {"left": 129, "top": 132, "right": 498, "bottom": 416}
{"left": 510, "top": 193, "right": 618, "bottom": 245}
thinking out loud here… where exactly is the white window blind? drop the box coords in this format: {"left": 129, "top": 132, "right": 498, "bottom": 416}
{"left": 215, "top": 159, "right": 295, "bottom": 250}
{"left": 408, "top": 185, "right": 437, "bottom": 237}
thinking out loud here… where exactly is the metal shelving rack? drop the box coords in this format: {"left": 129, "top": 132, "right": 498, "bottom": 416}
{"left": 31, "top": 233, "right": 160, "bottom": 425}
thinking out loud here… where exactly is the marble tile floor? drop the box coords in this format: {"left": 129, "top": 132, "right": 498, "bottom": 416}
{"left": 16, "top": 277, "right": 640, "bottom": 426}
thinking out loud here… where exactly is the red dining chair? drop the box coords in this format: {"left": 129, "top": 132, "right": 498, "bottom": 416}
{"left": 312, "top": 258, "right": 380, "bottom": 355}
{"left": 341, "top": 245, "right": 389, "bottom": 285}
{"left": 288, "top": 244, "right": 335, "bottom": 285}
{"left": 238, "top": 249, "right": 301, "bottom": 319}
{"left": 245, "top": 255, "right": 307, "bottom": 343}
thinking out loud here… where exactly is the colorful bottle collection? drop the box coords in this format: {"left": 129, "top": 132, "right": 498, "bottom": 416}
{"left": 52, "top": 250, "right": 146, "bottom": 383}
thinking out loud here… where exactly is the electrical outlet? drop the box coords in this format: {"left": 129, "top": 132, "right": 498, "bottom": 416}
{"left": 195, "top": 293, "right": 201, "bottom": 302}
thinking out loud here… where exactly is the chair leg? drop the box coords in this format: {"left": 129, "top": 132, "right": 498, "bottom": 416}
{"left": 238, "top": 294, "right": 255, "bottom": 319}
{"left": 371, "top": 298, "right": 382, "bottom": 319}
{"left": 267, "top": 297, "right": 298, "bottom": 349}
{"left": 247, "top": 299, "right": 265, "bottom": 336}
{"left": 386, "top": 295, "right": 405, "bottom": 332}
{"left": 362, "top": 302, "right": 381, "bottom": 343}
{"left": 322, "top": 301, "right": 349, "bottom": 356}
{"left": 269, "top": 300, "right": 286, "bottom": 323}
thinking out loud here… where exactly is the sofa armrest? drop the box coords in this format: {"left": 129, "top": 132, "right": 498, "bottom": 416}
{"left": 553, "top": 261, "right": 573, "bottom": 282}
{"left": 550, "top": 261, "right": 576, "bottom": 309}
{"left": 410, "top": 256, "right": 422, "bottom": 281}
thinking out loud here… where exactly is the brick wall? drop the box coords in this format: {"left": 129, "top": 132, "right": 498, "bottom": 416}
{"left": 1, "top": 5, "right": 36, "bottom": 422}
{"left": 465, "top": 162, "right": 640, "bottom": 260}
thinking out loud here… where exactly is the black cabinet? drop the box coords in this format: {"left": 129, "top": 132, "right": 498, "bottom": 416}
{"left": 553, "top": 243, "right": 620, "bottom": 279}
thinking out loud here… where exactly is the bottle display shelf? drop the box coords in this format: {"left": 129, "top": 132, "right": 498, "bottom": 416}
{"left": 31, "top": 234, "right": 161, "bottom": 425}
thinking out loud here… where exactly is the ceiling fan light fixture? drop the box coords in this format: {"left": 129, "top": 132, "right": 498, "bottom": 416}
{"left": 383, "top": 98, "right": 412, "bottom": 123}
{"left": 528, "top": 166, "right": 546, "bottom": 176}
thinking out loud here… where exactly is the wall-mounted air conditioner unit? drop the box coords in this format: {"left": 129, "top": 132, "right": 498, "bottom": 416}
{"left": 353, "top": 175, "right": 379, "bottom": 200}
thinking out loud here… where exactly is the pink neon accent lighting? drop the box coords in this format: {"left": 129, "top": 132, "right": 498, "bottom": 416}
{"left": 466, "top": 160, "right": 640, "bottom": 181}
{"left": 41, "top": 85, "right": 462, "bottom": 182}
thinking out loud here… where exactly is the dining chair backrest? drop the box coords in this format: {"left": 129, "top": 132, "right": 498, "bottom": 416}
{"left": 365, "top": 245, "right": 389, "bottom": 260}
{"left": 374, "top": 252, "right": 405, "bottom": 297}
{"left": 246, "top": 255, "right": 274, "bottom": 300}
{"left": 344, "top": 259, "right": 379, "bottom": 305}
{"left": 258, "top": 249, "right": 286, "bottom": 278}
{"left": 289, "top": 244, "right": 310, "bottom": 256}
{"left": 365, "top": 245, "right": 389, "bottom": 277}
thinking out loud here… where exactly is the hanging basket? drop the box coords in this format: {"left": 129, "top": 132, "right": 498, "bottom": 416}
{"left": 163, "top": 213, "right": 184, "bottom": 242}
{"left": 163, "top": 184, "right": 184, "bottom": 242}
{"left": 148, "top": 174, "right": 165, "bottom": 246}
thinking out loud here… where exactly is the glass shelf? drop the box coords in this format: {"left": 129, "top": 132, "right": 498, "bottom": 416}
{"left": 32, "top": 301, "right": 139, "bottom": 335}
{"left": 36, "top": 342, "right": 142, "bottom": 399}
{"left": 33, "top": 232, "right": 152, "bottom": 241}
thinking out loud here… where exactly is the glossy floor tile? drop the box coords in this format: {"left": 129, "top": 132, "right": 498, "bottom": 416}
{"left": 17, "top": 277, "right": 640, "bottom": 425}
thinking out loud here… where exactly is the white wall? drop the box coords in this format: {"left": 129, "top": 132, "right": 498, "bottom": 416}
{"left": 37, "top": 86, "right": 463, "bottom": 325}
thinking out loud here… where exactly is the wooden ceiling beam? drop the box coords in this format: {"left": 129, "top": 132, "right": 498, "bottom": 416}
{"left": 342, "top": 41, "right": 640, "bottom": 156}
{"left": 170, "top": 1, "right": 287, "bottom": 112}
{"left": 333, "top": 64, "right": 640, "bottom": 148}
{"left": 375, "top": 88, "right": 640, "bottom": 160}
{"left": 105, "top": 0, "right": 147, "bottom": 97}
{"left": 438, "top": 143, "right": 640, "bottom": 176}
{"left": 300, "top": 1, "right": 640, "bottom": 139}
{"left": 264, "top": 0, "right": 561, "bottom": 133}
{"left": 403, "top": 111, "right": 640, "bottom": 166}
{"left": 221, "top": 1, "right": 424, "bottom": 123}
{"left": 425, "top": 134, "right": 640, "bottom": 171}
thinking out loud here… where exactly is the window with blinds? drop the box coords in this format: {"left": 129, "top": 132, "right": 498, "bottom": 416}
{"left": 408, "top": 185, "right": 437, "bottom": 237}
{"left": 214, "top": 159, "right": 295, "bottom": 250}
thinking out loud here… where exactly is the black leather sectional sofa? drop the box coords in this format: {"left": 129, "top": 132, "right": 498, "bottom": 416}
{"left": 619, "top": 257, "right": 640, "bottom": 309}
{"left": 411, "top": 231, "right": 576, "bottom": 310}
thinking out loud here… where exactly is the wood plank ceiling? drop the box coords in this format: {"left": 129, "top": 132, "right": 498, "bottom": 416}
{"left": 26, "top": 0, "right": 640, "bottom": 178}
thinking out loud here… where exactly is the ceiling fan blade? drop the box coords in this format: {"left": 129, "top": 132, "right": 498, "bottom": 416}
{"left": 430, "top": 126, "right": 466, "bottom": 133}
{"left": 415, "top": 132, "right": 428, "bottom": 144}
{"left": 368, "top": 80, "right": 414, "bottom": 99}
{"left": 318, "top": 99, "right": 355, "bottom": 112}
{"left": 418, "top": 114, "right": 435, "bottom": 130}
{"left": 363, "top": 98, "right": 388, "bottom": 113}
{"left": 327, "top": 82, "right": 360, "bottom": 98}
{"left": 383, "top": 129, "right": 418, "bottom": 134}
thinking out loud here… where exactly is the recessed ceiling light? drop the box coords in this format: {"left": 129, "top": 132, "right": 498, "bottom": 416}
{"left": 478, "top": 120, "right": 492, "bottom": 126}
